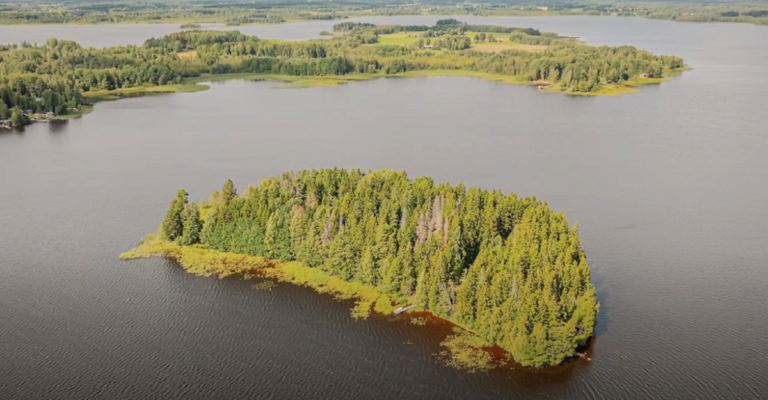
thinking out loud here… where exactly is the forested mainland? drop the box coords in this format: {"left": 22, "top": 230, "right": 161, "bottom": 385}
{"left": 0, "top": 20, "right": 685, "bottom": 127}
{"left": 123, "top": 169, "right": 599, "bottom": 368}
{"left": 1, "top": 1, "right": 767, "bottom": 26}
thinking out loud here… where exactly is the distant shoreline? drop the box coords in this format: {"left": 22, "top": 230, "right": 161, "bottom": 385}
{"left": 8, "top": 68, "right": 682, "bottom": 127}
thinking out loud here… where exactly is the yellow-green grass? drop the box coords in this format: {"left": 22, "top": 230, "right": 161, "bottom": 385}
{"left": 567, "top": 85, "right": 639, "bottom": 96}
{"left": 83, "top": 83, "right": 208, "bottom": 103}
{"left": 119, "top": 233, "right": 269, "bottom": 278}
{"left": 376, "top": 33, "right": 420, "bottom": 46}
{"left": 120, "top": 233, "right": 399, "bottom": 319}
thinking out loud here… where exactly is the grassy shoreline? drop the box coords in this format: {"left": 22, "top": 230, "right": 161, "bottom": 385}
{"left": 78, "top": 67, "right": 686, "bottom": 106}
{"left": 121, "top": 233, "right": 506, "bottom": 369}
{"left": 121, "top": 233, "right": 400, "bottom": 319}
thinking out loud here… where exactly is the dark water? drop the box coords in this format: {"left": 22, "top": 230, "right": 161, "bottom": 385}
{"left": 1, "top": 17, "right": 767, "bottom": 400}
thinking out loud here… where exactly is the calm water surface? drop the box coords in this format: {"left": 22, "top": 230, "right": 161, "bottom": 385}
{"left": 1, "top": 17, "right": 767, "bottom": 400}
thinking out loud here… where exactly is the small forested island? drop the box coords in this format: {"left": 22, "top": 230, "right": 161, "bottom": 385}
{"left": 0, "top": 19, "right": 686, "bottom": 127}
{"left": 122, "top": 169, "right": 599, "bottom": 368}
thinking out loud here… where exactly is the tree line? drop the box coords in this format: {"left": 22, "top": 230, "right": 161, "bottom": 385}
{"left": 160, "top": 169, "right": 599, "bottom": 367}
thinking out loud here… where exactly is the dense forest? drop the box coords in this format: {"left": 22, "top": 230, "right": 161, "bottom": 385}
{"left": 159, "top": 169, "right": 599, "bottom": 367}
{"left": 0, "top": 21, "right": 684, "bottom": 126}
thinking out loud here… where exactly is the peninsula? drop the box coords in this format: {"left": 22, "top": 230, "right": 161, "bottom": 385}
{"left": 122, "top": 169, "right": 600, "bottom": 368}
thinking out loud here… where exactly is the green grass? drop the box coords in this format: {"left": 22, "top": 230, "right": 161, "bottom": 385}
{"left": 377, "top": 34, "right": 419, "bottom": 46}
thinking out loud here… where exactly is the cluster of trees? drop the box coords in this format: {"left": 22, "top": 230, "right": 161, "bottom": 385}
{"left": 434, "top": 36, "right": 472, "bottom": 51}
{"left": 160, "top": 169, "right": 599, "bottom": 367}
{"left": 162, "top": 189, "right": 203, "bottom": 247}
{"left": 333, "top": 22, "right": 376, "bottom": 31}
{"left": 508, "top": 32, "right": 559, "bottom": 46}
{"left": 225, "top": 15, "right": 285, "bottom": 26}
{"left": 473, "top": 33, "right": 498, "bottom": 42}
{"left": 334, "top": 20, "right": 546, "bottom": 38}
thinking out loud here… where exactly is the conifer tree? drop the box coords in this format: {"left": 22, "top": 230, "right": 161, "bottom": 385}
{"left": 161, "top": 189, "right": 188, "bottom": 241}
{"left": 179, "top": 202, "right": 202, "bottom": 245}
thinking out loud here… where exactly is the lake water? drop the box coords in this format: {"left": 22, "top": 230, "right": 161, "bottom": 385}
{"left": 1, "top": 16, "right": 767, "bottom": 400}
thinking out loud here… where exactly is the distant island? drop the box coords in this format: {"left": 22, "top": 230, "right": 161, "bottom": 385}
{"left": 0, "top": 1, "right": 766, "bottom": 26}
{"left": 0, "top": 20, "right": 687, "bottom": 127}
{"left": 122, "top": 169, "right": 599, "bottom": 368}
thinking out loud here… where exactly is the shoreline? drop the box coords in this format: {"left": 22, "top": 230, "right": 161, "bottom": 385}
{"left": 94, "top": 67, "right": 688, "bottom": 98}
{"left": 7, "top": 67, "right": 689, "bottom": 128}
{"left": 120, "top": 233, "right": 524, "bottom": 370}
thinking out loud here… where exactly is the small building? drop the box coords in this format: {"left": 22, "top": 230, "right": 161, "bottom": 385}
{"left": 33, "top": 113, "right": 41, "bottom": 119}
{"left": 537, "top": 6, "right": 549, "bottom": 11}
{"left": 45, "top": 111, "right": 55, "bottom": 118}
{"left": 639, "top": 73, "right": 649, "bottom": 78}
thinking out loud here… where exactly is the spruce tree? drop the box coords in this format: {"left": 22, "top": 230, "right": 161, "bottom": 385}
{"left": 161, "top": 189, "right": 188, "bottom": 241}
{"left": 179, "top": 202, "right": 202, "bottom": 245}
